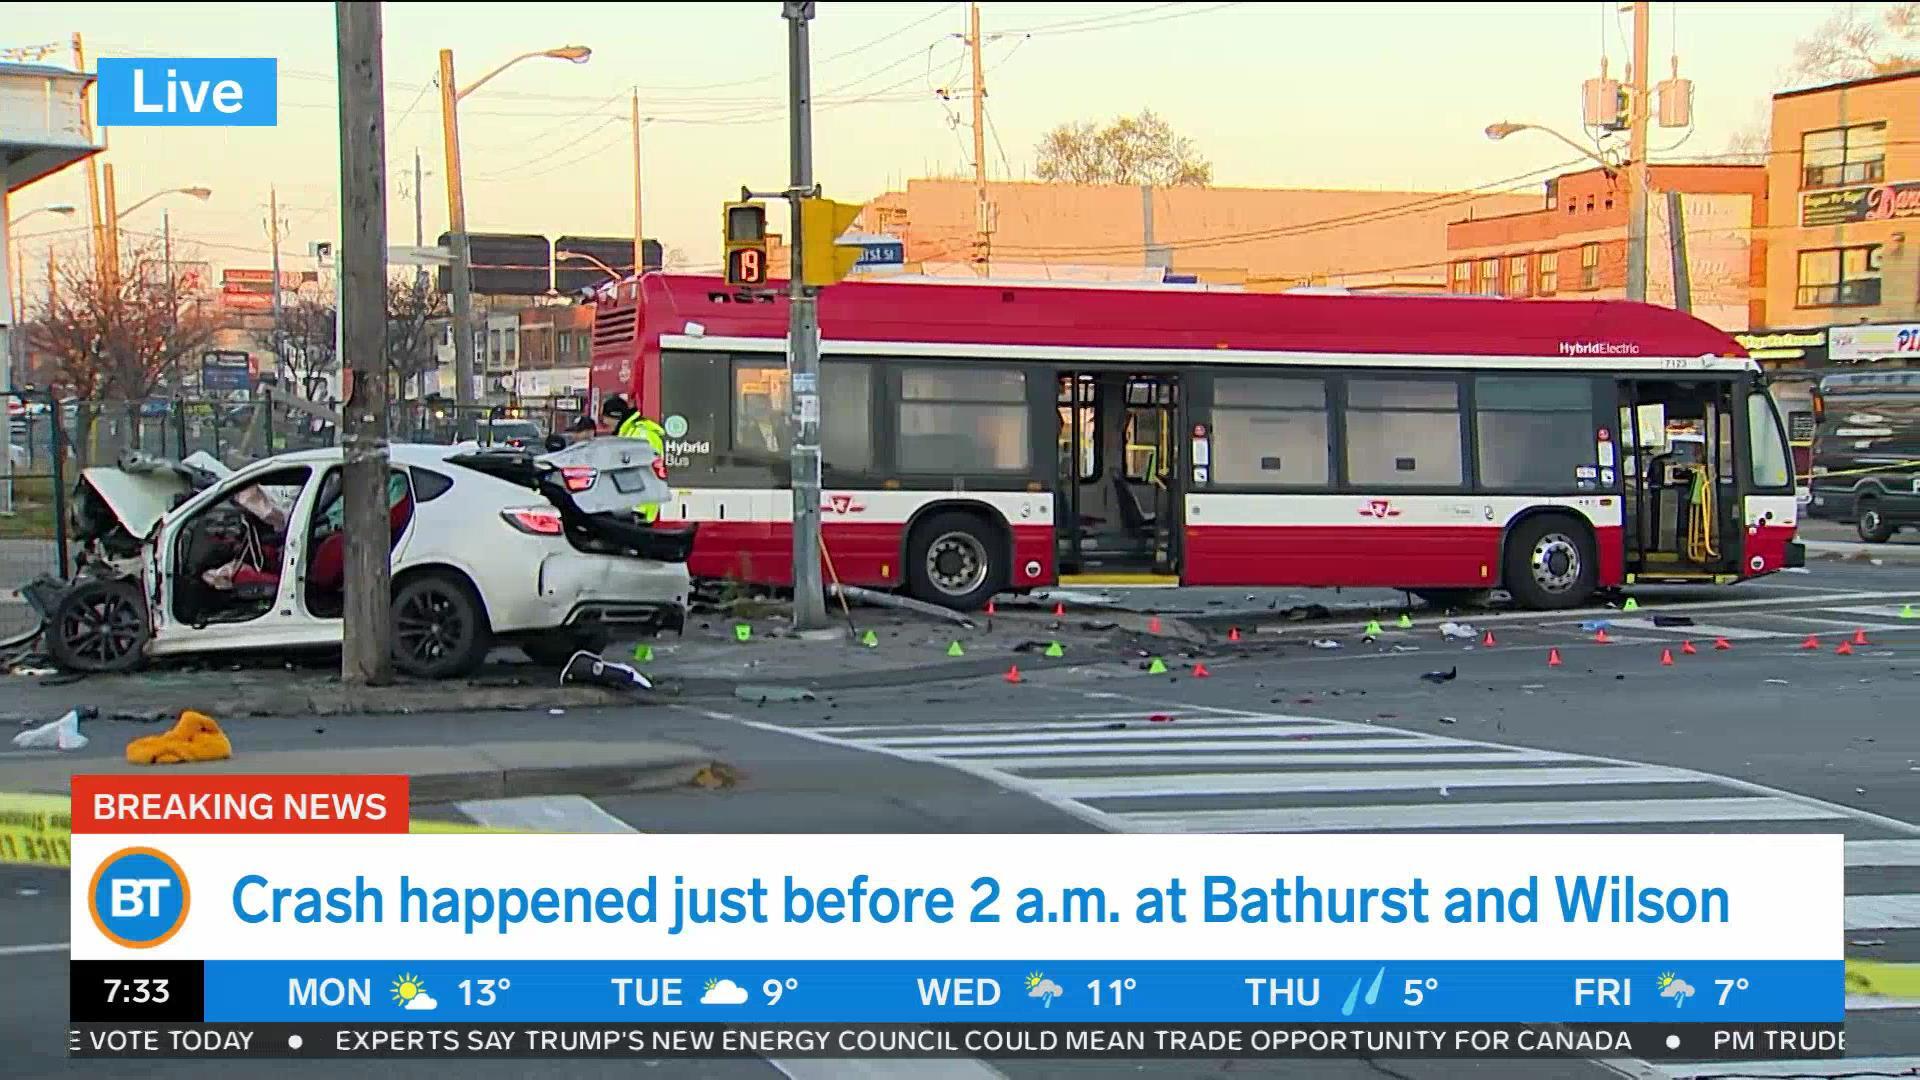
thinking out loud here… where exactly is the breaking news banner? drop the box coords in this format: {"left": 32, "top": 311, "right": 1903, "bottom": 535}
{"left": 67, "top": 775, "right": 1845, "bottom": 1062}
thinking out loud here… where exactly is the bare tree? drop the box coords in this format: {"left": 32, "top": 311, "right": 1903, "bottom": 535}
{"left": 384, "top": 273, "right": 448, "bottom": 399}
{"left": 1792, "top": 3, "right": 1920, "bottom": 84}
{"left": 1035, "top": 109, "right": 1213, "bottom": 187}
{"left": 265, "top": 293, "right": 338, "bottom": 400}
{"left": 25, "top": 237, "right": 218, "bottom": 464}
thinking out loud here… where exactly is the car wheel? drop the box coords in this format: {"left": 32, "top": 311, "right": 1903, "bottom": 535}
{"left": 905, "top": 511, "right": 1003, "bottom": 611}
{"left": 1502, "top": 515, "right": 1597, "bottom": 610}
{"left": 1857, "top": 498, "right": 1895, "bottom": 543}
{"left": 390, "top": 572, "right": 493, "bottom": 679}
{"left": 47, "top": 578, "right": 150, "bottom": 673}
{"left": 521, "top": 627, "right": 611, "bottom": 668}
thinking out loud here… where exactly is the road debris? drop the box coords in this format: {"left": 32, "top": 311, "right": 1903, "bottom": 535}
{"left": 11, "top": 706, "right": 94, "bottom": 750}
{"left": 1437, "top": 622, "right": 1476, "bottom": 640}
{"left": 1651, "top": 615, "right": 1695, "bottom": 627}
{"left": 1579, "top": 620, "right": 1612, "bottom": 632}
{"left": 1765, "top": 678, "right": 1790, "bottom": 685}
{"left": 734, "top": 685, "right": 817, "bottom": 704}
{"left": 1438, "top": 716, "right": 1458, "bottom": 724}
{"left": 1420, "top": 667, "right": 1458, "bottom": 684}
{"left": 126, "top": 710, "right": 231, "bottom": 764}
{"left": 560, "top": 651, "right": 653, "bottom": 691}
{"left": 1311, "top": 639, "right": 1342, "bottom": 650}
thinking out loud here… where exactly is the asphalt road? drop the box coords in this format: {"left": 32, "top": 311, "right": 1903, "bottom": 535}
{"left": 4, "top": 560, "right": 1918, "bottom": 1080}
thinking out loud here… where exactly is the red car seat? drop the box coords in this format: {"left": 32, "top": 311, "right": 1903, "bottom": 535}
{"left": 308, "top": 496, "right": 415, "bottom": 591}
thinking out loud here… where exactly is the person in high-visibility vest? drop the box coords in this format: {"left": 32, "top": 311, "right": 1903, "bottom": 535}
{"left": 599, "top": 395, "right": 666, "bottom": 523}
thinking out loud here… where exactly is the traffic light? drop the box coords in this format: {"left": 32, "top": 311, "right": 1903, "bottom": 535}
{"left": 723, "top": 201, "right": 768, "bottom": 287}
{"left": 798, "top": 197, "right": 863, "bottom": 287}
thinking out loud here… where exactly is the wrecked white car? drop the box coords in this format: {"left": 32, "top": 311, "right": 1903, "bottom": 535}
{"left": 26, "top": 440, "right": 694, "bottom": 678}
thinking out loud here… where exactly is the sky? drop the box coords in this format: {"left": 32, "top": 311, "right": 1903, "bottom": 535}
{"left": 0, "top": 1, "right": 1886, "bottom": 287}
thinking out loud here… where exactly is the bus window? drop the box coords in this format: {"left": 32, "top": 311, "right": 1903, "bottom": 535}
{"left": 733, "top": 363, "right": 789, "bottom": 458}
{"left": 1345, "top": 379, "right": 1464, "bottom": 488}
{"left": 1747, "top": 391, "right": 1793, "bottom": 489}
{"left": 898, "top": 367, "right": 1029, "bottom": 473}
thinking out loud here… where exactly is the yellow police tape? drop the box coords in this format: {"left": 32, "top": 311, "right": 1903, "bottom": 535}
{"left": 0, "top": 791, "right": 530, "bottom": 867}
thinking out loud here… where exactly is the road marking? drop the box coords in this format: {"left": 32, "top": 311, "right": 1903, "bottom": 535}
{"left": 1646, "top": 1057, "right": 1920, "bottom": 1078}
{"left": 809, "top": 714, "right": 1301, "bottom": 737}
{"left": 1850, "top": 840, "right": 1920, "bottom": 867}
{"left": 1847, "top": 893, "right": 1920, "bottom": 932}
{"left": 1846, "top": 995, "right": 1920, "bottom": 1011}
{"left": 1826, "top": 604, "right": 1920, "bottom": 620}
{"left": 1411, "top": 588, "right": 1920, "bottom": 629}
{"left": 868, "top": 721, "right": 1355, "bottom": 747}
{"left": 931, "top": 736, "right": 1448, "bottom": 759}
{"left": 0, "top": 942, "right": 66, "bottom": 957}
{"left": 454, "top": 795, "right": 636, "bottom": 834}
{"left": 1756, "top": 613, "right": 1920, "bottom": 633}
{"left": 1588, "top": 618, "right": 1794, "bottom": 640}
{"left": 1114, "top": 796, "right": 1845, "bottom": 833}
{"left": 1049, "top": 764, "right": 1694, "bottom": 799}
{"left": 982, "top": 748, "right": 1578, "bottom": 771}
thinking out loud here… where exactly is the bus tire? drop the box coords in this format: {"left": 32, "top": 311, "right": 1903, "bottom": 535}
{"left": 1856, "top": 496, "right": 1894, "bottom": 543}
{"left": 1502, "top": 515, "right": 1597, "bottom": 611}
{"left": 906, "top": 510, "right": 1003, "bottom": 611}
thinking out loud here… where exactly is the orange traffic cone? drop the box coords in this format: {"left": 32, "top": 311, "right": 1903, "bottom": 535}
{"left": 1852, "top": 628, "right": 1870, "bottom": 646}
{"left": 1003, "top": 664, "right": 1023, "bottom": 684}
{"left": 1148, "top": 615, "right": 1162, "bottom": 634}
{"left": 1053, "top": 602, "right": 1066, "bottom": 617}
{"left": 1547, "top": 648, "right": 1563, "bottom": 667}
{"left": 986, "top": 599, "right": 997, "bottom": 616}
{"left": 1192, "top": 663, "right": 1211, "bottom": 678}
{"left": 1594, "top": 629, "right": 1612, "bottom": 644}
{"left": 1660, "top": 648, "right": 1675, "bottom": 666}
{"left": 1481, "top": 629, "right": 1497, "bottom": 647}
{"left": 1228, "top": 627, "right": 1242, "bottom": 642}
{"left": 1714, "top": 638, "right": 1732, "bottom": 651}
{"left": 1836, "top": 641, "right": 1854, "bottom": 656}
{"left": 1681, "top": 640, "right": 1697, "bottom": 655}
{"left": 1800, "top": 635, "right": 1820, "bottom": 650}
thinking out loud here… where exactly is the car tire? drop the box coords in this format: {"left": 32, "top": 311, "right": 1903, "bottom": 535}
{"left": 1410, "top": 588, "right": 1491, "bottom": 612}
{"left": 521, "top": 627, "right": 611, "bottom": 668}
{"left": 390, "top": 572, "right": 493, "bottom": 679}
{"left": 905, "top": 510, "right": 1003, "bottom": 611}
{"left": 1856, "top": 497, "right": 1895, "bottom": 543}
{"left": 1502, "top": 515, "right": 1598, "bottom": 611}
{"left": 46, "top": 578, "right": 150, "bottom": 673}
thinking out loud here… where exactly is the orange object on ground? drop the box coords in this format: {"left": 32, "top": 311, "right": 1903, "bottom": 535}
{"left": 126, "top": 710, "right": 232, "bottom": 765}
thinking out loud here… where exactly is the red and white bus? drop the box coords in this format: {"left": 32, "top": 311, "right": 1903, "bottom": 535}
{"left": 588, "top": 274, "right": 1802, "bottom": 611}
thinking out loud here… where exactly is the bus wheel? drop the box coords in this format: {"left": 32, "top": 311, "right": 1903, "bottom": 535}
{"left": 907, "top": 511, "right": 1001, "bottom": 611}
{"left": 1503, "top": 516, "right": 1596, "bottom": 610}
{"left": 1857, "top": 498, "right": 1894, "bottom": 543}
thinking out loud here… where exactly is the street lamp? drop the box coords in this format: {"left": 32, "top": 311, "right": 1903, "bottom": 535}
{"left": 1484, "top": 123, "right": 1615, "bottom": 171}
{"left": 7, "top": 203, "right": 77, "bottom": 228}
{"left": 556, "top": 250, "right": 622, "bottom": 282}
{"left": 440, "top": 44, "right": 592, "bottom": 432}
{"left": 116, "top": 186, "right": 213, "bottom": 221}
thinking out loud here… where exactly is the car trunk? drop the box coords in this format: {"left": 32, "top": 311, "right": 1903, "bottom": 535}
{"left": 448, "top": 443, "right": 697, "bottom": 563}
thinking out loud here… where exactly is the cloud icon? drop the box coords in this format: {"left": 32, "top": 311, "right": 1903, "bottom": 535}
{"left": 701, "top": 979, "right": 749, "bottom": 1006}
{"left": 402, "top": 992, "right": 438, "bottom": 1011}
{"left": 1660, "top": 979, "right": 1695, "bottom": 1003}
{"left": 1027, "top": 979, "right": 1064, "bottom": 1000}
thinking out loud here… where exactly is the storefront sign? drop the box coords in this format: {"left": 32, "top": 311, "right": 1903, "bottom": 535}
{"left": 1800, "top": 181, "right": 1920, "bottom": 227}
{"left": 1734, "top": 330, "right": 1826, "bottom": 362}
{"left": 1829, "top": 323, "right": 1920, "bottom": 361}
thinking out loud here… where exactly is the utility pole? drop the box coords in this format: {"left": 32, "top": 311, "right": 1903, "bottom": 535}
{"left": 438, "top": 49, "right": 477, "bottom": 437}
{"left": 1625, "top": 0, "right": 1650, "bottom": 303}
{"left": 101, "top": 163, "right": 119, "bottom": 277}
{"left": 1, "top": 185, "right": 13, "bottom": 513}
{"left": 784, "top": 1, "right": 829, "bottom": 631}
{"left": 73, "top": 33, "right": 105, "bottom": 272}
{"left": 335, "top": 0, "right": 394, "bottom": 686}
{"left": 631, "top": 88, "right": 645, "bottom": 274}
{"left": 163, "top": 210, "right": 176, "bottom": 392}
{"left": 268, "top": 185, "right": 284, "bottom": 380}
{"left": 968, "top": 2, "right": 990, "bottom": 272}
{"left": 1665, "top": 190, "right": 1691, "bottom": 314}
{"left": 412, "top": 148, "right": 426, "bottom": 249}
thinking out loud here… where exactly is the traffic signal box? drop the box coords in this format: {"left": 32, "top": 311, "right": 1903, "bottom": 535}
{"left": 723, "top": 201, "right": 768, "bottom": 287}
{"left": 798, "top": 197, "right": 862, "bottom": 288}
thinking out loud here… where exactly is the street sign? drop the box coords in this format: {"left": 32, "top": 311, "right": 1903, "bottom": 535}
{"left": 388, "top": 245, "right": 451, "bottom": 266}
{"left": 200, "top": 351, "right": 253, "bottom": 393}
{"left": 854, "top": 240, "right": 904, "bottom": 267}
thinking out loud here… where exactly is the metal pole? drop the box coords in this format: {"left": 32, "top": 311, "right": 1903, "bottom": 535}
{"left": 412, "top": 147, "right": 427, "bottom": 401}
{"left": 164, "top": 210, "right": 176, "bottom": 393}
{"left": 969, "top": 1, "right": 990, "bottom": 271}
{"left": 784, "top": 0, "right": 828, "bottom": 631}
{"left": 73, "top": 33, "right": 106, "bottom": 273}
{"left": 1625, "top": 0, "right": 1650, "bottom": 303}
{"left": 439, "top": 48, "right": 478, "bottom": 438}
{"left": 0, "top": 186, "right": 14, "bottom": 514}
{"left": 631, "top": 88, "right": 645, "bottom": 273}
{"left": 1666, "top": 189, "right": 1692, "bottom": 314}
{"left": 337, "top": 0, "right": 395, "bottom": 686}
{"left": 269, "top": 185, "right": 283, "bottom": 379}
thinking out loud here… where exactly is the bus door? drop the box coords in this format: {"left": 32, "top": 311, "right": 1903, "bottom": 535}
{"left": 1123, "top": 375, "right": 1183, "bottom": 576}
{"left": 1053, "top": 372, "right": 1182, "bottom": 579}
{"left": 1055, "top": 374, "right": 1099, "bottom": 573}
{"left": 1615, "top": 377, "right": 1744, "bottom": 582}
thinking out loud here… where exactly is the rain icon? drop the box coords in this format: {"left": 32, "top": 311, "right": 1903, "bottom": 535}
{"left": 1025, "top": 972, "right": 1064, "bottom": 1008}
{"left": 1655, "top": 972, "right": 1695, "bottom": 1009}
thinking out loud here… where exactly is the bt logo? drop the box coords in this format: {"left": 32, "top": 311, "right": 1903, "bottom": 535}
{"left": 96, "top": 59, "right": 278, "bottom": 127}
{"left": 87, "top": 847, "right": 191, "bottom": 948}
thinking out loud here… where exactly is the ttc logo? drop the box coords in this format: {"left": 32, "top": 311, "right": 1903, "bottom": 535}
{"left": 87, "top": 847, "right": 191, "bottom": 949}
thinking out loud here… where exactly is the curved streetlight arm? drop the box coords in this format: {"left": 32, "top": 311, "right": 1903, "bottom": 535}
{"left": 116, "top": 187, "right": 213, "bottom": 221}
{"left": 458, "top": 46, "right": 590, "bottom": 101}
{"left": 556, "top": 251, "right": 622, "bottom": 281}
{"left": 1485, "top": 122, "right": 1616, "bottom": 171}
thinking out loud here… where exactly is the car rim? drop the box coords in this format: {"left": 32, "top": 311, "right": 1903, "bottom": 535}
{"left": 926, "top": 531, "right": 989, "bottom": 597}
{"left": 1530, "top": 533, "right": 1581, "bottom": 593}
{"left": 395, "top": 586, "right": 468, "bottom": 665}
{"left": 1862, "top": 509, "right": 1882, "bottom": 535}
{"left": 60, "top": 591, "right": 143, "bottom": 664}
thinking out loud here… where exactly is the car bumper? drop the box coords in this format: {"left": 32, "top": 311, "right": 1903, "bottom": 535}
{"left": 484, "top": 552, "right": 690, "bottom": 634}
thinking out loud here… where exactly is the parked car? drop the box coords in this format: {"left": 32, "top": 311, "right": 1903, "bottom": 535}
{"left": 1805, "top": 372, "right": 1920, "bottom": 542}
{"left": 27, "top": 439, "right": 694, "bottom": 677}
{"left": 476, "top": 418, "right": 544, "bottom": 449}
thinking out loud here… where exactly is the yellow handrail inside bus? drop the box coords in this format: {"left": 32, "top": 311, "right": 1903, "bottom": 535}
{"left": 1687, "top": 466, "right": 1719, "bottom": 562}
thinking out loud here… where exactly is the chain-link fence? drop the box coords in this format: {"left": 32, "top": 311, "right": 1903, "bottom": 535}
{"left": 3, "top": 391, "right": 66, "bottom": 638}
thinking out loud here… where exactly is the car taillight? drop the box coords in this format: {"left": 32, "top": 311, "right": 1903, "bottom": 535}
{"left": 651, "top": 456, "right": 668, "bottom": 481}
{"left": 560, "top": 466, "right": 598, "bottom": 492}
{"left": 500, "top": 507, "right": 564, "bottom": 535}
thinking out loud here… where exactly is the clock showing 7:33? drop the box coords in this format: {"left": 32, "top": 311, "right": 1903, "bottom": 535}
{"left": 104, "top": 978, "right": 170, "bottom": 1004}
{"left": 71, "top": 961, "right": 203, "bottom": 1021}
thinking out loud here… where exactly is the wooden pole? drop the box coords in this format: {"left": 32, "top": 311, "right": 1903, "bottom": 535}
{"left": 336, "top": 0, "right": 394, "bottom": 685}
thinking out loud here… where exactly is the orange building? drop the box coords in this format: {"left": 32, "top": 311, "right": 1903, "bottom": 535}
{"left": 1762, "top": 69, "right": 1920, "bottom": 365}
{"left": 1444, "top": 164, "right": 1768, "bottom": 333}
{"left": 862, "top": 179, "right": 1535, "bottom": 291}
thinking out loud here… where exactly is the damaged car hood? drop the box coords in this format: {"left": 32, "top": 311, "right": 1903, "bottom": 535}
{"left": 79, "top": 451, "right": 233, "bottom": 540}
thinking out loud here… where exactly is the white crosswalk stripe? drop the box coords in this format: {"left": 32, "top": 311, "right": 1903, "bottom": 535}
{"left": 791, "top": 702, "right": 1920, "bottom": 1076}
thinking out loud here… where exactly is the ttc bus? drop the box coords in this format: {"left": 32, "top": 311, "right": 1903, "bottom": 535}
{"left": 588, "top": 274, "right": 1801, "bottom": 611}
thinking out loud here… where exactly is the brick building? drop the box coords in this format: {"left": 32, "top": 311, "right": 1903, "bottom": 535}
{"left": 1445, "top": 164, "right": 1768, "bottom": 333}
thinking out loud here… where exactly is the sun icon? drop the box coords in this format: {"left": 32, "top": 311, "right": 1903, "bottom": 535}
{"left": 704, "top": 978, "right": 719, "bottom": 992}
{"left": 1655, "top": 972, "right": 1677, "bottom": 992}
{"left": 391, "top": 973, "right": 426, "bottom": 1004}
{"left": 1024, "top": 971, "right": 1045, "bottom": 992}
